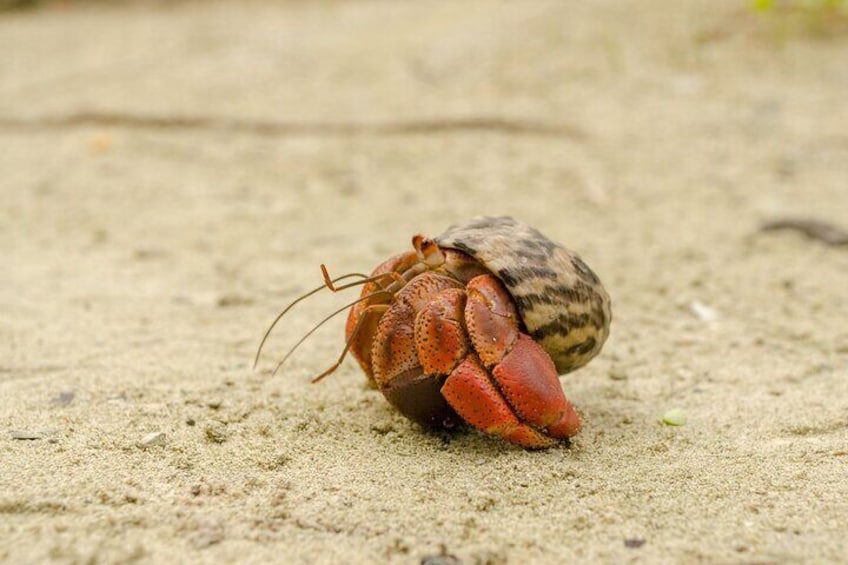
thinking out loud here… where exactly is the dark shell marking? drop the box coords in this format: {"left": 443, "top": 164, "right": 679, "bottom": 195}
{"left": 436, "top": 216, "right": 611, "bottom": 374}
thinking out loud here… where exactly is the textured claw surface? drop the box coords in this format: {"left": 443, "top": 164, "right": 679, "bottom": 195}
{"left": 414, "top": 288, "right": 469, "bottom": 375}
{"left": 492, "top": 334, "right": 581, "bottom": 437}
{"left": 441, "top": 275, "right": 581, "bottom": 444}
{"left": 441, "top": 356, "right": 556, "bottom": 448}
{"left": 371, "top": 301, "right": 418, "bottom": 389}
{"left": 464, "top": 275, "right": 519, "bottom": 367}
{"left": 371, "top": 273, "right": 462, "bottom": 386}
{"left": 346, "top": 251, "right": 420, "bottom": 379}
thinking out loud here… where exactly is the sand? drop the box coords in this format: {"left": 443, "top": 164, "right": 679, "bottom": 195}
{"left": 2, "top": 1, "right": 847, "bottom": 563}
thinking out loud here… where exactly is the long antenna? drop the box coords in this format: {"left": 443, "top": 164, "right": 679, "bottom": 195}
{"left": 270, "top": 290, "right": 392, "bottom": 377}
{"left": 253, "top": 272, "right": 366, "bottom": 370}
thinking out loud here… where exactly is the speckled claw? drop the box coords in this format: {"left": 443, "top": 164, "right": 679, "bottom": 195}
{"left": 442, "top": 275, "right": 581, "bottom": 447}
{"left": 441, "top": 355, "right": 557, "bottom": 449}
{"left": 441, "top": 334, "right": 580, "bottom": 448}
{"left": 492, "top": 334, "right": 581, "bottom": 440}
{"left": 414, "top": 288, "right": 469, "bottom": 375}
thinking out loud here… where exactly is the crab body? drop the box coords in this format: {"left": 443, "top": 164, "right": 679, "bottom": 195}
{"left": 345, "top": 216, "right": 611, "bottom": 448}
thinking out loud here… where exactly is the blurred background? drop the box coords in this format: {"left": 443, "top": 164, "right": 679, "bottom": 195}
{"left": 3, "top": 0, "right": 846, "bottom": 374}
{"left": 2, "top": 1, "right": 847, "bottom": 563}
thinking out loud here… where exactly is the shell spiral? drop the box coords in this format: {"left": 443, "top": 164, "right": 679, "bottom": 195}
{"left": 436, "top": 216, "right": 611, "bottom": 375}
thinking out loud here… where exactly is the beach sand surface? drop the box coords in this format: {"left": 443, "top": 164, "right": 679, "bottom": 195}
{"left": 2, "top": 1, "right": 847, "bottom": 563}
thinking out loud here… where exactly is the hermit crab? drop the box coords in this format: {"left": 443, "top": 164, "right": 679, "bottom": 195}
{"left": 256, "top": 216, "right": 611, "bottom": 448}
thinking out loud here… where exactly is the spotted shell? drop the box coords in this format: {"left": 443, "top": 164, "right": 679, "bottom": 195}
{"left": 436, "top": 216, "right": 612, "bottom": 375}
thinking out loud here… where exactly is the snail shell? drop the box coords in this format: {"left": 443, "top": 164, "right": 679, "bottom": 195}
{"left": 436, "top": 216, "right": 611, "bottom": 374}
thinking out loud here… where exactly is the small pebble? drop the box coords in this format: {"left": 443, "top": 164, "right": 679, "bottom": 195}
{"left": 205, "top": 422, "right": 228, "bottom": 443}
{"left": 10, "top": 431, "right": 43, "bottom": 440}
{"left": 760, "top": 217, "right": 848, "bottom": 246}
{"left": 190, "top": 523, "right": 225, "bottom": 549}
{"left": 52, "top": 390, "right": 75, "bottom": 406}
{"left": 689, "top": 301, "right": 718, "bottom": 322}
{"left": 624, "top": 538, "right": 646, "bottom": 548}
{"left": 207, "top": 399, "right": 223, "bottom": 410}
{"left": 216, "top": 294, "right": 254, "bottom": 308}
{"left": 87, "top": 132, "right": 114, "bottom": 154}
{"left": 662, "top": 408, "right": 687, "bottom": 426}
{"left": 420, "top": 553, "right": 462, "bottom": 565}
{"left": 370, "top": 422, "right": 396, "bottom": 435}
{"left": 608, "top": 368, "right": 628, "bottom": 381}
{"left": 139, "top": 431, "right": 166, "bottom": 448}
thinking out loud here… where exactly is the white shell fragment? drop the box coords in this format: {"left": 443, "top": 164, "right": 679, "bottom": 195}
{"left": 139, "top": 431, "right": 167, "bottom": 448}
{"left": 689, "top": 301, "right": 718, "bottom": 323}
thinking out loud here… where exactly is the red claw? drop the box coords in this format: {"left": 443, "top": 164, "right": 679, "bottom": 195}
{"left": 492, "top": 334, "right": 581, "bottom": 439}
{"left": 441, "top": 355, "right": 557, "bottom": 448}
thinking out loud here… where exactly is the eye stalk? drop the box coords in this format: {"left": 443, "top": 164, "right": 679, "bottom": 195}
{"left": 412, "top": 234, "right": 445, "bottom": 268}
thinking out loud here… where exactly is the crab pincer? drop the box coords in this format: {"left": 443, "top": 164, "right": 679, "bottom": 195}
{"left": 434, "top": 275, "right": 581, "bottom": 448}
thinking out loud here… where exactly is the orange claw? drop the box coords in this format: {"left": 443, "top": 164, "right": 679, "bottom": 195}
{"left": 492, "top": 334, "right": 581, "bottom": 439}
{"left": 443, "top": 274, "right": 581, "bottom": 446}
{"left": 346, "top": 251, "right": 420, "bottom": 380}
{"left": 464, "top": 275, "right": 519, "bottom": 366}
{"left": 441, "top": 355, "right": 556, "bottom": 448}
{"left": 414, "top": 288, "right": 469, "bottom": 375}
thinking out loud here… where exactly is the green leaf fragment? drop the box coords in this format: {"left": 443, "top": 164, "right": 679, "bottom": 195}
{"left": 752, "top": 0, "right": 774, "bottom": 12}
{"left": 662, "top": 408, "right": 687, "bottom": 426}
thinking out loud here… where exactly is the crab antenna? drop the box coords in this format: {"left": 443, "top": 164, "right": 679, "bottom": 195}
{"left": 311, "top": 303, "right": 389, "bottom": 383}
{"left": 253, "top": 272, "right": 367, "bottom": 370}
{"left": 322, "top": 263, "right": 404, "bottom": 292}
{"left": 270, "top": 289, "right": 392, "bottom": 378}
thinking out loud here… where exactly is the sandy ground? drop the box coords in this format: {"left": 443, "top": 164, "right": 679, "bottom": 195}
{"left": 2, "top": 1, "right": 848, "bottom": 563}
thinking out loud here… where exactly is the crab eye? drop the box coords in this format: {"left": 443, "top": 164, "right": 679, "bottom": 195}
{"left": 412, "top": 235, "right": 445, "bottom": 267}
